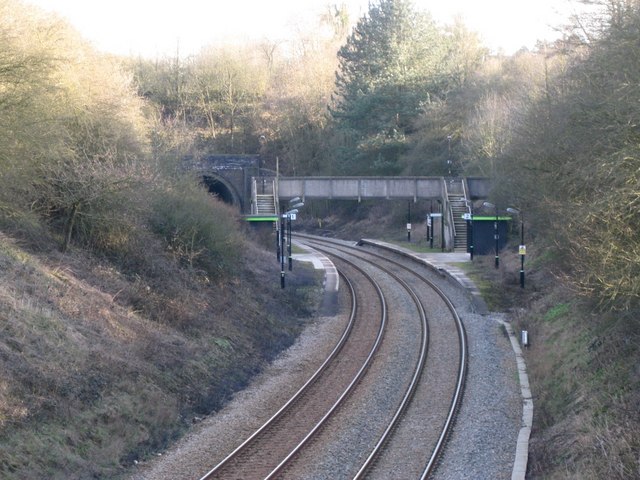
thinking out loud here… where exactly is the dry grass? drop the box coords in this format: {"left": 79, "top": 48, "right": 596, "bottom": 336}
{"left": 0, "top": 230, "right": 321, "bottom": 479}
{"left": 485, "top": 245, "right": 640, "bottom": 479}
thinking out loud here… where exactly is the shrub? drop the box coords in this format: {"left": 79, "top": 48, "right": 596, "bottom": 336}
{"left": 31, "top": 157, "right": 148, "bottom": 252}
{"left": 150, "top": 178, "right": 242, "bottom": 279}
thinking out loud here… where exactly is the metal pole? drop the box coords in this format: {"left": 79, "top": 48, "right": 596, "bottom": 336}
{"left": 288, "top": 214, "right": 293, "bottom": 271}
{"left": 428, "top": 199, "right": 433, "bottom": 244}
{"left": 430, "top": 214, "right": 434, "bottom": 249}
{"left": 407, "top": 200, "right": 411, "bottom": 242}
{"left": 520, "top": 217, "right": 525, "bottom": 288}
{"left": 447, "top": 135, "right": 452, "bottom": 176}
{"left": 494, "top": 206, "right": 499, "bottom": 269}
{"left": 470, "top": 214, "right": 474, "bottom": 261}
{"left": 467, "top": 216, "right": 474, "bottom": 261}
{"left": 428, "top": 200, "right": 433, "bottom": 247}
{"left": 426, "top": 215, "right": 430, "bottom": 244}
{"left": 276, "top": 220, "right": 281, "bottom": 261}
{"left": 441, "top": 203, "right": 445, "bottom": 252}
{"left": 280, "top": 215, "right": 286, "bottom": 288}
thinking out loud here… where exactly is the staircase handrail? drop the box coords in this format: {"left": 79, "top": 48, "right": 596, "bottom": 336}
{"left": 462, "top": 178, "right": 472, "bottom": 215}
{"left": 251, "top": 177, "right": 258, "bottom": 215}
{"left": 443, "top": 179, "right": 456, "bottom": 251}
{"left": 273, "top": 178, "right": 279, "bottom": 216}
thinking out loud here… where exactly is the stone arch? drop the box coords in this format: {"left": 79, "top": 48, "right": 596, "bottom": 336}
{"left": 202, "top": 175, "right": 243, "bottom": 210}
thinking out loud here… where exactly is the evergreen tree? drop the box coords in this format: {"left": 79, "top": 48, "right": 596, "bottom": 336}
{"left": 330, "top": 0, "right": 446, "bottom": 175}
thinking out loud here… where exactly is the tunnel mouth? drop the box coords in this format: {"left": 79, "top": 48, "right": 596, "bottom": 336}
{"left": 202, "top": 175, "right": 235, "bottom": 205}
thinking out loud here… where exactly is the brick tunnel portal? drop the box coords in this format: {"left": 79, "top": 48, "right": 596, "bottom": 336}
{"left": 202, "top": 175, "right": 238, "bottom": 206}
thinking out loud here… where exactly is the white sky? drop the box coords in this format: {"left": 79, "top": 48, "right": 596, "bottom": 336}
{"left": 24, "top": 0, "right": 585, "bottom": 58}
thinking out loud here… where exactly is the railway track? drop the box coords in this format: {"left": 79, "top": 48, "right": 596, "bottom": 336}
{"left": 199, "top": 259, "right": 387, "bottom": 479}
{"left": 198, "top": 235, "right": 467, "bottom": 480}
{"left": 296, "top": 235, "right": 467, "bottom": 479}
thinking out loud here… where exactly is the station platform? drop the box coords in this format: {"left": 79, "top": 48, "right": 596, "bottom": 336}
{"left": 293, "top": 237, "right": 488, "bottom": 315}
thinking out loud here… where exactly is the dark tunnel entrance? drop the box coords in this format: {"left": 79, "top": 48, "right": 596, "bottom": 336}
{"left": 202, "top": 176, "right": 236, "bottom": 205}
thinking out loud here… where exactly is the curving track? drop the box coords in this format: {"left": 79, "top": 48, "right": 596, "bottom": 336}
{"left": 293, "top": 235, "right": 467, "bottom": 479}
{"left": 199, "top": 260, "right": 387, "bottom": 479}
{"left": 198, "top": 234, "right": 467, "bottom": 480}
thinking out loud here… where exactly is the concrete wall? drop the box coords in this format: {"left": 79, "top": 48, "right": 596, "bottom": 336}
{"left": 466, "top": 177, "right": 492, "bottom": 199}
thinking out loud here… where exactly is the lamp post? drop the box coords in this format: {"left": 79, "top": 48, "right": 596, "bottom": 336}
{"left": 286, "top": 211, "right": 295, "bottom": 271}
{"left": 430, "top": 200, "right": 436, "bottom": 249}
{"left": 280, "top": 213, "right": 286, "bottom": 288}
{"left": 507, "top": 207, "right": 525, "bottom": 288}
{"left": 288, "top": 214, "right": 292, "bottom": 270}
{"left": 447, "top": 135, "right": 452, "bottom": 176}
{"left": 276, "top": 219, "right": 281, "bottom": 262}
{"left": 441, "top": 204, "right": 445, "bottom": 253}
{"left": 279, "top": 199, "right": 304, "bottom": 288}
{"left": 431, "top": 200, "right": 444, "bottom": 252}
{"left": 287, "top": 202, "right": 304, "bottom": 271}
{"left": 483, "top": 201, "right": 499, "bottom": 269}
{"left": 426, "top": 200, "right": 432, "bottom": 244}
{"left": 407, "top": 200, "right": 412, "bottom": 242}
{"left": 465, "top": 200, "right": 474, "bottom": 261}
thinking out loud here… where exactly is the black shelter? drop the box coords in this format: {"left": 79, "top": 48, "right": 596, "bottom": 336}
{"left": 468, "top": 216, "right": 510, "bottom": 255}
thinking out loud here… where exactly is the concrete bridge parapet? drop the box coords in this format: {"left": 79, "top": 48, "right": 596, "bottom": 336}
{"left": 185, "top": 155, "right": 490, "bottom": 211}
{"left": 277, "top": 176, "right": 490, "bottom": 202}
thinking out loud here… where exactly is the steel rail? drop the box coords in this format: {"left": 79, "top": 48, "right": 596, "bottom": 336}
{"left": 297, "top": 234, "right": 468, "bottom": 479}
{"left": 199, "top": 263, "right": 387, "bottom": 480}
{"left": 353, "top": 271, "right": 428, "bottom": 478}
{"left": 310, "top": 244, "right": 429, "bottom": 480}
{"left": 420, "top": 273, "right": 467, "bottom": 480}
{"left": 254, "top": 242, "right": 430, "bottom": 479}
{"left": 198, "top": 271, "right": 356, "bottom": 480}
{"left": 263, "top": 257, "right": 389, "bottom": 479}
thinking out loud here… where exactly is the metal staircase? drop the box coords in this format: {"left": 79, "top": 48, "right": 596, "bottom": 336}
{"left": 446, "top": 178, "right": 470, "bottom": 252}
{"left": 251, "top": 177, "right": 279, "bottom": 217}
{"left": 256, "top": 194, "right": 277, "bottom": 215}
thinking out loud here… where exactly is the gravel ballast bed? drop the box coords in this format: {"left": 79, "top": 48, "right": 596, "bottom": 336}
{"left": 433, "top": 311, "right": 521, "bottom": 480}
{"left": 357, "top": 241, "right": 523, "bottom": 479}
{"left": 128, "top": 243, "right": 525, "bottom": 479}
{"left": 129, "top": 289, "right": 352, "bottom": 480}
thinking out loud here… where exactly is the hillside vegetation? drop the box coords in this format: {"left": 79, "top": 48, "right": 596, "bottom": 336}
{"left": 0, "top": 231, "right": 320, "bottom": 478}
{"left": 0, "top": 1, "right": 320, "bottom": 478}
{"left": 1, "top": 0, "right": 639, "bottom": 478}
